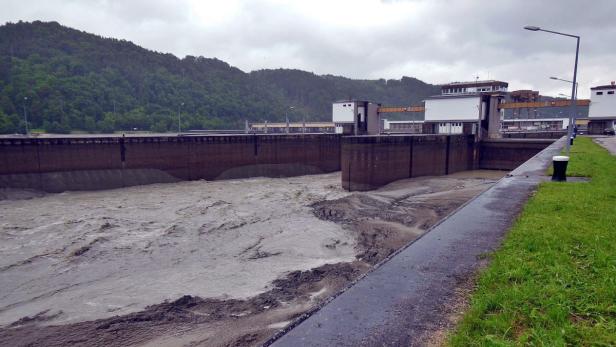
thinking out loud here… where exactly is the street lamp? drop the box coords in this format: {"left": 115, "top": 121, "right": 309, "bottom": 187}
{"left": 178, "top": 102, "right": 184, "bottom": 133}
{"left": 285, "top": 106, "right": 294, "bottom": 133}
{"left": 550, "top": 76, "right": 578, "bottom": 99}
{"left": 524, "top": 25, "right": 580, "bottom": 155}
{"left": 23, "top": 97, "right": 29, "bottom": 136}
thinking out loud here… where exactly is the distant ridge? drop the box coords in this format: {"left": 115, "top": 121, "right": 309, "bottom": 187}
{"left": 0, "top": 21, "right": 439, "bottom": 133}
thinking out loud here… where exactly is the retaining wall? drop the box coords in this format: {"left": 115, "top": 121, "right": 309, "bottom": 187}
{"left": 502, "top": 131, "right": 566, "bottom": 139}
{"left": 341, "top": 135, "right": 475, "bottom": 191}
{"left": 0, "top": 134, "right": 556, "bottom": 193}
{"left": 479, "top": 139, "right": 555, "bottom": 170}
{"left": 0, "top": 134, "right": 341, "bottom": 192}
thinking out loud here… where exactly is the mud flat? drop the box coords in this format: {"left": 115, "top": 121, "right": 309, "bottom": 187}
{"left": 0, "top": 170, "right": 504, "bottom": 346}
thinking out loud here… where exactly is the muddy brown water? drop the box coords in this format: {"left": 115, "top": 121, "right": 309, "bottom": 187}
{"left": 0, "top": 170, "right": 505, "bottom": 347}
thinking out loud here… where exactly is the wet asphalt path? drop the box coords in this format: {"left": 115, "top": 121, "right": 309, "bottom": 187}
{"left": 594, "top": 136, "right": 616, "bottom": 155}
{"left": 269, "top": 138, "right": 565, "bottom": 347}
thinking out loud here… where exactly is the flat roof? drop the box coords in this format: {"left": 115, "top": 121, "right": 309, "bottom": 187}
{"left": 425, "top": 94, "right": 483, "bottom": 100}
{"left": 509, "top": 89, "right": 539, "bottom": 94}
{"left": 333, "top": 100, "right": 379, "bottom": 104}
{"left": 590, "top": 84, "right": 616, "bottom": 91}
{"left": 441, "top": 80, "right": 508, "bottom": 88}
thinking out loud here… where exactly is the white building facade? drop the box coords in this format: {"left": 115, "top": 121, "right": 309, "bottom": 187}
{"left": 423, "top": 80, "right": 507, "bottom": 136}
{"left": 424, "top": 95, "right": 490, "bottom": 135}
{"left": 332, "top": 100, "right": 380, "bottom": 135}
{"left": 587, "top": 82, "right": 616, "bottom": 134}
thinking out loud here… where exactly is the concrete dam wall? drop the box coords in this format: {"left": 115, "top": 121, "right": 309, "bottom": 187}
{"left": 341, "top": 135, "right": 476, "bottom": 191}
{"left": 340, "top": 135, "right": 554, "bottom": 191}
{"left": 0, "top": 134, "right": 554, "bottom": 193}
{"left": 0, "top": 134, "right": 341, "bottom": 193}
{"left": 479, "top": 139, "right": 556, "bottom": 171}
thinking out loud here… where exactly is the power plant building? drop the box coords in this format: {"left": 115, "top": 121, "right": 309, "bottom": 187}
{"left": 332, "top": 100, "right": 380, "bottom": 135}
{"left": 424, "top": 80, "right": 508, "bottom": 136}
{"left": 329, "top": 79, "right": 614, "bottom": 137}
{"left": 587, "top": 82, "right": 616, "bottom": 134}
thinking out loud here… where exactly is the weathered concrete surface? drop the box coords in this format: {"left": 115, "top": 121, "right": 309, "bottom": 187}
{"left": 0, "top": 134, "right": 340, "bottom": 193}
{"left": 502, "top": 131, "right": 566, "bottom": 139}
{"left": 479, "top": 138, "right": 554, "bottom": 170}
{"left": 594, "top": 136, "right": 616, "bottom": 155}
{"left": 341, "top": 135, "right": 474, "bottom": 191}
{"left": 269, "top": 138, "right": 565, "bottom": 347}
{"left": 2, "top": 134, "right": 556, "bottom": 194}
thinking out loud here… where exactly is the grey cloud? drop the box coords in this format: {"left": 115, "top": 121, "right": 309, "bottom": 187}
{"left": 1, "top": 0, "right": 614, "bottom": 98}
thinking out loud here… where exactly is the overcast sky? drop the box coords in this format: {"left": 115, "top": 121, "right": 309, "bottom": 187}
{"left": 2, "top": 0, "right": 615, "bottom": 98}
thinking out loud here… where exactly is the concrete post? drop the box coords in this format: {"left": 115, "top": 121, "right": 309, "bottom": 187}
{"left": 286, "top": 116, "right": 290, "bottom": 134}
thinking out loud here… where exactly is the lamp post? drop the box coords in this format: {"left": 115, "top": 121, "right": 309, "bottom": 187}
{"left": 23, "top": 96, "right": 29, "bottom": 136}
{"left": 285, "top": 106, "right": 294, "bottom": 133}
{"left": 524, "top": 25, "right": 579, "bottom": 155}
{"left": 550, "top": 76, "right": 578, "bottom": 99}
{"left": 178, "top": 102, "right": 184, "bottom": 134}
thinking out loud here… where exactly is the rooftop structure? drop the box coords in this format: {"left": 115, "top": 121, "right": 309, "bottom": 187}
{"left": 440, "top": 80, "right": 508, "bottom": 96}
{"left": 509, "top": 90, "right": 540, "bottom": 103}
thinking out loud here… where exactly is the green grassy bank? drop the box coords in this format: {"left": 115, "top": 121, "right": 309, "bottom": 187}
{"left": 450, "top": 137, "right": 616, "bottom": 346}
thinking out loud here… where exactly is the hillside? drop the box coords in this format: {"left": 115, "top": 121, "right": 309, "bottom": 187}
{"left": 0, "top": 21, "right": 439, "bottom": 133}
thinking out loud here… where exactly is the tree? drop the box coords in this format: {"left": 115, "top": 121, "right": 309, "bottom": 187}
{"left": 0, "top": 110, "right": 16, "bottom": 134}
{"left": 0, "top": 21, "right": 440, "bottom": 133}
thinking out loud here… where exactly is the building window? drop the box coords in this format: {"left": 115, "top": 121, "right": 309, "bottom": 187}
{"left": 597, "top": 91, "right": 603, "bottom": 95}
{"left": 608, "top": 91, "right": 615, "bottom": 95}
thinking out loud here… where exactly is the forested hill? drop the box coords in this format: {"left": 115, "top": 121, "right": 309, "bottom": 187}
{"left": 0, "top": 21, "right": 439, "bottom": 134}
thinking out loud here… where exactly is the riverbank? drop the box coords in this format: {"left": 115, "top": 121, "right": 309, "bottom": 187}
{"left": 0, "top": 171, "right": 502, "bottom": 346}
{"left": 449, "top": 137, "right": 616, "bottom": 345}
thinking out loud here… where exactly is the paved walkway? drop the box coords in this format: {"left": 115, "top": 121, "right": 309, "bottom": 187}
{"left": 593, "top": 136, "right": 616, "bottom": 155}
{"left": 268, "top": 138, "right": 565, "bottom": 347}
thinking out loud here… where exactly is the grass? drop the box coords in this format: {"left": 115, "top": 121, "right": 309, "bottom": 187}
{"left": 449, "top": 137, "right": 616, "bottom": 346}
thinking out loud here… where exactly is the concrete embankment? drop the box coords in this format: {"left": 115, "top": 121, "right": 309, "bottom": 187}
{"left": 479, "top": 138, "right": 556, "bottom": 170}
{"left": 1, "top": 133, "right": 553, "bottom": 193}
{"left": 341, "top": 134, "right": 553, "bottom": 191}
{"left": 269, "top": 137, "right": 565, "bottom": 346}
{"left": 0, "top": 134, "right": 341, "bottom": 193}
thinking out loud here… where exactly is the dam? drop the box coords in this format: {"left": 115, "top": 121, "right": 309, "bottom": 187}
{"left": 0, "top": 133, "right": 552, "bottom": 193}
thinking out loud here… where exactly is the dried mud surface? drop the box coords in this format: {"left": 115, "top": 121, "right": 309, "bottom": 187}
{"left": 0, "top": 171, "right": 504, "bottom": 347}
